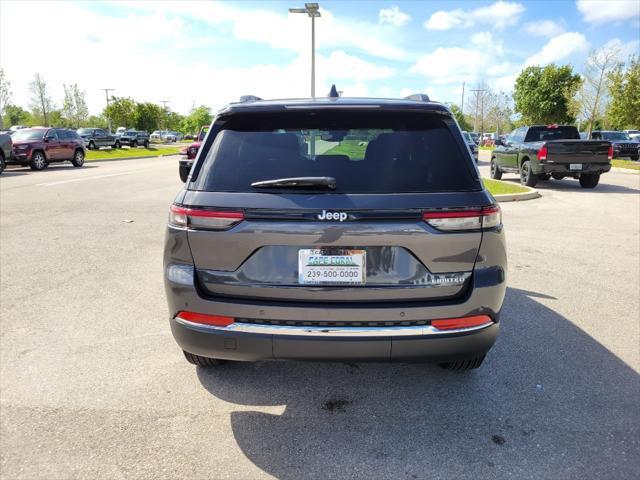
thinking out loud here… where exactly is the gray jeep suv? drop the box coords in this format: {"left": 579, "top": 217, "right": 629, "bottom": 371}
{"left": 164, "top": 93, "right": 507, "bottom": 370}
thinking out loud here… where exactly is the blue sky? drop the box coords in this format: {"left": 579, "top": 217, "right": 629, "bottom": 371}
{"left": 1, "top": 1, "right": 639, "bottom": 115}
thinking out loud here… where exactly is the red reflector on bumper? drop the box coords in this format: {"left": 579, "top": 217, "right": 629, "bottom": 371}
{"left": 431, "top": 315, "right": 492, "bottom": 330}
{"left": 176, "top": 311, "right": 235, "bottom": 326}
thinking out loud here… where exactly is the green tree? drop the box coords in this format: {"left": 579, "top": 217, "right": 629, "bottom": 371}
{"left": 29, "top": 73, "right": 54, "bottom": 126}
{"left": 61, "top": 83, "right": 89, "bottom": 128}
{"left": 134, "top": 102, "right": 163, "bottom": 132}
{"left": 165, "top": 110, "right": 185, "bottom": 131}
{"left": 104, "top": 96, "right": 136, "bottom": 130}
{"left": 2, "top": 104, "right": 31, "bottom": 127}
{"left": 606, "top": 56, "right": 640, "bottom": 129}
{"left": 86, "top": 115, "right": 108, "bottom": 129}
{"left": 576, "top": 46, "right": 621, "bottom": 135}
{"left": 48, "top": 110, "right": 64, "bottom": 127}
{"left": 513, "top": 64, "right": 582, "bottom": 124}
{"left": 181, "top": 105, "right": 212, "bottom": 135}
{"left": 448, "top": 104, "right": 472, "bottom": 131}
{"left": 0, "top": 68, "right": 12, "bottom": 129}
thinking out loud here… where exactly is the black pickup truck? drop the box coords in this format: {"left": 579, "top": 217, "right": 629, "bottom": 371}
{"left": 490, "top": 125, "right": 612, "bottom": 188}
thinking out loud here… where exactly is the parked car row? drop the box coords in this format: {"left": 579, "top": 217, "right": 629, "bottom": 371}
{"left": 151, "top": 130, "right": 184, "bottom": 142}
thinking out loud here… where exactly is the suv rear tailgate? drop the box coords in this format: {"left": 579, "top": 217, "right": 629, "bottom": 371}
{"left": 183, "top": 191, "right": 491, "bottom": 303}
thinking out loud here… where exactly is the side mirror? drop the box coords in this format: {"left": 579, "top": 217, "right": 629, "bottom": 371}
{"left": 44, "top": 136, "right": 51, "bottom": 142}
{"left": 179, "top": 160, "right": 191, "bottom": 183}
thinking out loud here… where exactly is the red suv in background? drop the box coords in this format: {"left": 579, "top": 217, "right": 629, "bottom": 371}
{"left": 10, "top": 128, "right": 86, "bottom": 170}
{"left": 178, "top": 125, "right": 209, "bottom": 181}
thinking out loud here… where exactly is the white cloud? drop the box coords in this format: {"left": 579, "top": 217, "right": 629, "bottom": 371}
{"left": 424, "top": 1, "right": 525, "bottom": 30}
{"left": 125, "top": 1, "right": 411, "bottom": 61}
{"left": 600, "top": 37, "right": 640, "bottom": 60}
{"left": 411, "top": 47, "right": 514, "bottom": 86}
{"left": 523, "top": 19, "right": 565, "bottom": 37}
{"left": 524, "top": 32, "right": 590, "bottom": 67}
{"left": 424, "top": 10, "right": 465, "bottom": 30}
{"left": 471, "top": 31, "right": 493, "bottom": 46}
{"left": 576, "top": 0, "right": 640, "bottom": 24}
{"left": 378, "top": 6, "right": 411, "bottom": 27}
{"left": 0, "top": 1, "right": 399, "bottom": 115}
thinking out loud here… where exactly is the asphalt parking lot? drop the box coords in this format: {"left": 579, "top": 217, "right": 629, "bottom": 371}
{"left": 1, "top": 152, "right": 639, "bottom": 479}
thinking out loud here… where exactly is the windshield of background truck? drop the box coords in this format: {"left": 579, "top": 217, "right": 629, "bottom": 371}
{"left": 601, "top": 132, "right": 631, "bottom": 141}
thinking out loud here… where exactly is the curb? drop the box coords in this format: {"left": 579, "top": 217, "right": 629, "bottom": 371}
{"left": 86, "top": 153, "right": 180, "bottom": 163}
{"left": 611, "top": 166, "right": 639, "bottom": 174}
{"left": 493, "top": 188, "right": 540, "bottom": 202}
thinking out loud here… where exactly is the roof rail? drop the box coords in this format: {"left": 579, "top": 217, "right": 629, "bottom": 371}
{"left": 404, "top": 93, "right": 430, "bottom": 102}
{"left": 239, "top": 95, "right": 263, "bottom": 103}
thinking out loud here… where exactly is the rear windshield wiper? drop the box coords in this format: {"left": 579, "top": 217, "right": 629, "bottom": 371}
{"left": 251, "top": 176, "right": 336, "bottom": 190}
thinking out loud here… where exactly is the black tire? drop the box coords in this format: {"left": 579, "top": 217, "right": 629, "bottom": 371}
{"left": 0, "top": 152, "right": 5, "bottom": 174}
{"left": 114, "top": 140, "right": 121, "bottom": 149}
{"left": 71, "top": 149, "right": 85, "bottom": 167}
{"left": 520, "top": 160, "right": 537, "bottom": 187}
{"left": 132, "top": 140, "right": 138, "bottom": 148}
{"left": 439, "top": 354, "right": 486, "bottom": 371}
{"left": 551, "top": 173, "right": 564, "bottom": 180}
{"left": 631, "top": 155, "right": 639, "bottom": 161}
{"left": 183, "top": 351, "right": 224, "bottom": 368}
{"left": 88, "top": 141, "right": 96, "bottom": 150}
{"left": 30, "top": 151, "right": 48, "bottom": 170}
{"left": 143, "top": 140, "right": 149, "bottom": 148}
{"left": 490, "top": 158, "right": 502, "bottom": 179}
{"left": 579, "top": 172, "right": 600, "bottom": 189}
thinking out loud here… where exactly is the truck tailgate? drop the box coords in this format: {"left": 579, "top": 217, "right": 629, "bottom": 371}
{"left": 546, "top": 140, "right": 610, "bottom": 163}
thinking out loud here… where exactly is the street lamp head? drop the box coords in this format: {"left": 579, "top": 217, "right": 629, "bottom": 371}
{"left": 289, "top": 3, "right": 321, "bottom": 17}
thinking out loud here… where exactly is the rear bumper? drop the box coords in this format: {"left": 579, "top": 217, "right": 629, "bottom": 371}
{"left": 534, "top": 162, "right": 611, "bottom": 175}
{"left": 165, "top": 264, "right": 505, "bottom": 362}
{"left": 170, "top": 316, "right": 499, "bottom": 362}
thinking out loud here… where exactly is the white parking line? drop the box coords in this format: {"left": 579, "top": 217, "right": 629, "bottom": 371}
{"left": 36, "top": 172, "right": 133, "bottom": 187}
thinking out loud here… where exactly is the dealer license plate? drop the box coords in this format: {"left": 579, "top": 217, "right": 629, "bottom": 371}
{"left": 298, "top": 249, "right": 366, "bottom": 285}
{"left": 569, "top": 163, "right": 583, "bottom": 171}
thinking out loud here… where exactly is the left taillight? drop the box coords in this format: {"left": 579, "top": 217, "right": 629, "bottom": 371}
{"left": 423, "top": 205, "right": 501, "bottom": 232}
{"left": 607, "top": 144, "right": 613, "bottom": 161}
{"left": 537, "top": 144, "right": 548, "bottom": 161}
{"left": 169, "top": 204, "right": 244, "bottom": 230}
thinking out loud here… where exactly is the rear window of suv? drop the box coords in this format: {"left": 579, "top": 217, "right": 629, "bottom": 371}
{"left": 192, "top": 110, "right": 477, "bottom": 194}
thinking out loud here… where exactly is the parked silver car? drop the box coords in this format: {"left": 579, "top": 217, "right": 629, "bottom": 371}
{"left": 164, "top": 93, "right": 507, "bottom": 371}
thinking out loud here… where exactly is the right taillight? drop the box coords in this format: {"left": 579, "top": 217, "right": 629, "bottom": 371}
{"left": 169, "top": 204, "right": 244, "bottom": 230}
{"left": 607, "top": 144, "right": 613, "bottom": 161}
{"left": 538, "top": 144, "right": 548, "bottom": 161}
{"left": 423, "top": 205, "right": 501, "bottom": 232}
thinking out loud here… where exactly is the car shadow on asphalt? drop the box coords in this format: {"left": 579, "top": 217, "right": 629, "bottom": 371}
{"left": 2, "top": 164, "right": 99, "bottom": 175}
{"left": 498, "top": 176, "right": 639, "bottom": 194}
{"left": 196, "top": 287, "right": 639, "bottom": 480}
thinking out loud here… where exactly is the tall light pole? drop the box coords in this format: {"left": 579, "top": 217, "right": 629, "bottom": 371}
{"left": 289, "top": 3, "right": 321, "bottom": 98}
{"left": 159, "top": 100, "right": 169, "bottom": 132}
{"left": 101, "top": 88, "right": 114, "bottom": 132}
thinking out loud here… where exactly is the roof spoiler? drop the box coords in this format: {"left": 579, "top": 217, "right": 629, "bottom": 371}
{"left": 404, "top": 93, "right": 431, "bottom": 102}
{"left": 239, "top": 95, "right": 263, "bottom": 103}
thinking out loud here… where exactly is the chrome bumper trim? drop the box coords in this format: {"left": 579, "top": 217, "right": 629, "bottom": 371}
{"left": 174, "top": 317, "right": 494, "bottom": 337}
